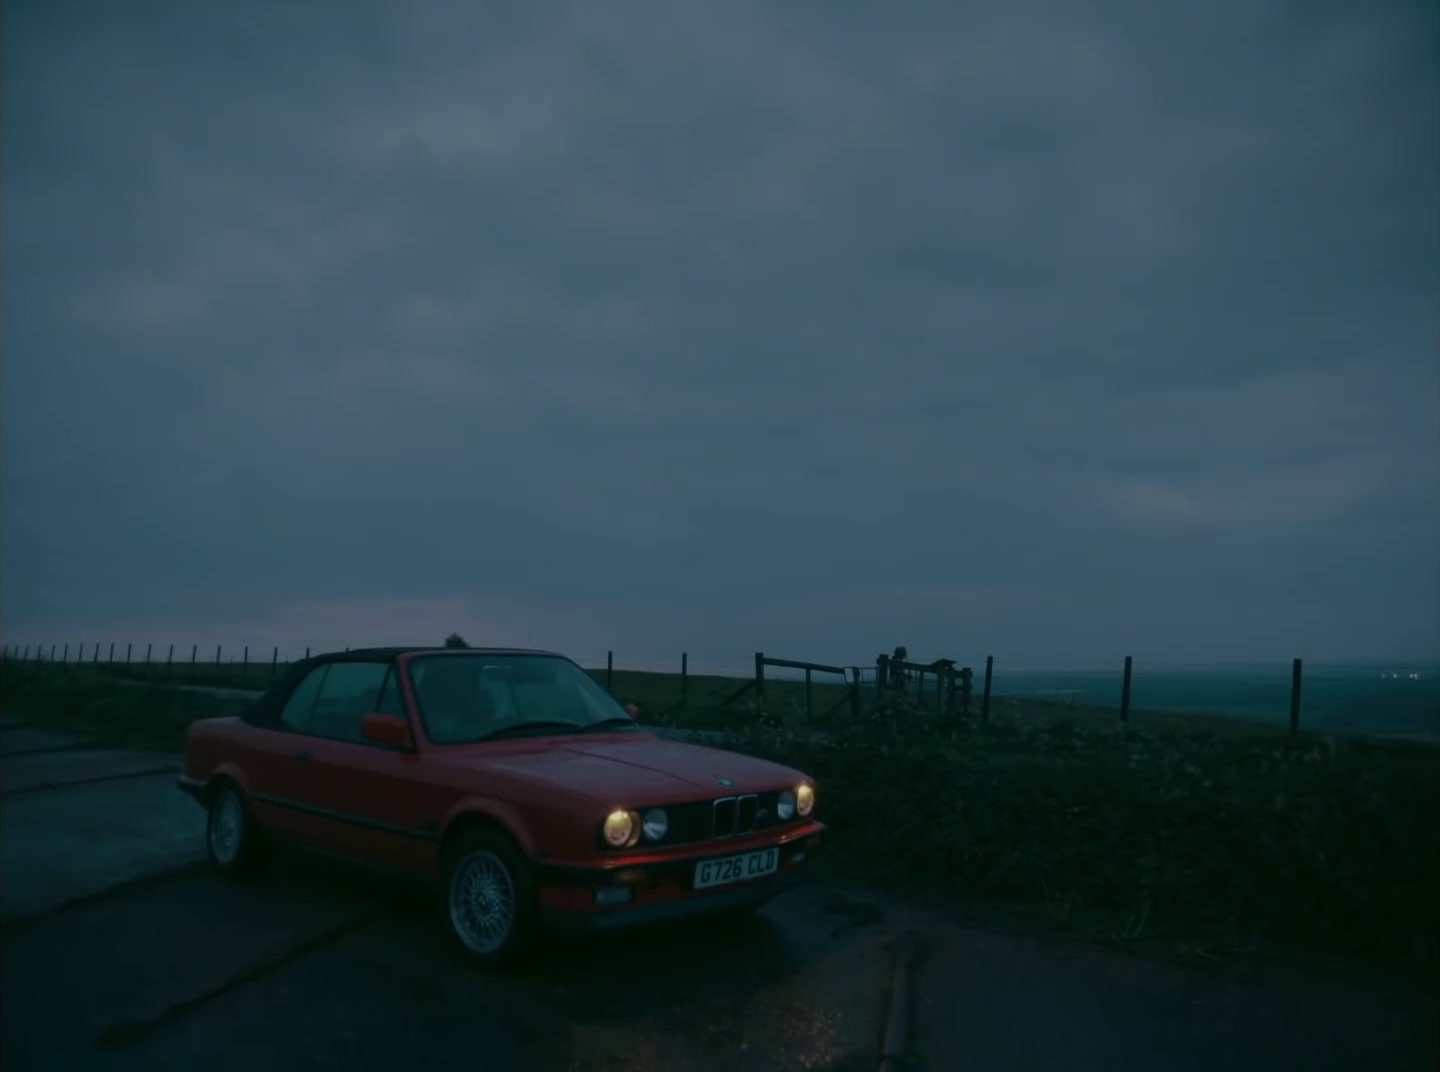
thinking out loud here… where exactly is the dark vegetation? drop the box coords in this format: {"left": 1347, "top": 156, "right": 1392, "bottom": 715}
{"left": 715, "top": 706, "right": 1440, "bottom": 985}
{"left": 1, "top": 663, "right": 248, "bottom": 751}
{"left": 3, "top": 659, "right": 1436, "bottom": 985}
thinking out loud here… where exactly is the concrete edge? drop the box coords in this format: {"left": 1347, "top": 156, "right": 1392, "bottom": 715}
{"left": 1, "top": 765, "right": 181, "bottom": 798}
{"left": 878, "top": 932, "right": 917, "bottom": 1071}
{"left": 94, "top": 908, "right": 379, "bottom": 1048}
{"left": 0, "top": 861, "right": 210, "bottom": 934}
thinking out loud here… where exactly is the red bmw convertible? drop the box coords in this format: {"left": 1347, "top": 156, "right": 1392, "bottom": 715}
{"left": 178, "top": 647, "right": 824, "bottom": 967}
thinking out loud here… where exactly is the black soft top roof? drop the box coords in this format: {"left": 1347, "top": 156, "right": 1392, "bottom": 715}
{"left": 317, "top": 646, "right": 564, "bottom": 660}
{"left": 240, "top": 646, "right": 568, "bottom": 726}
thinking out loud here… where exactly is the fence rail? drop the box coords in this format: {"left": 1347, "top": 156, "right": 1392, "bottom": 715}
{"left": 0, "top": 641, "right": 1346, "bottom": 735}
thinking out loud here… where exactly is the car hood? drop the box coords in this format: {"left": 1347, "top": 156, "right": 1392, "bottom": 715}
{"left": 439, "top": 733, "right": 806, "bottom": 804}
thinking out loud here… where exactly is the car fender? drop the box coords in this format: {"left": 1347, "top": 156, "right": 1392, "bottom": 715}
{"left": 207, "top": 760, "right": 254, "bottom": 800}
{"left": 439, "top": 797, "right": 539, "bottom": 858}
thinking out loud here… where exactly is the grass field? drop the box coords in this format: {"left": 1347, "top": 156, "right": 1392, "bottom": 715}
{"left": 4, "top": 659, "right": 1436, "bottom": 986}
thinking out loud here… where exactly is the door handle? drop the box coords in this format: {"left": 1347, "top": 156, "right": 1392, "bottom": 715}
{"left": 294, "top": 750, "right": 312, "bottom": 764}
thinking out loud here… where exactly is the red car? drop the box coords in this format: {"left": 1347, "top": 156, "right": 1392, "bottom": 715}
{"left": 178, "top": 647, "right": 824, "bottom": 967}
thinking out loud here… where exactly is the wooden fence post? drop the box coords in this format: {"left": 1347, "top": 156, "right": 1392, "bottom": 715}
{"left": 805, "top": 667, "right": 812, "bottom": 720}
{"left": 981, "top": 655, "right": 994, "bottom": 722}
{"left": 680, "top": 652, "right": 688, "bottom": 708}
{"left": 125, "top": 643, "right": 131, "bottom": 666}
{"left": 305, "top": 647, "right": 310, "bottom": 660}
{"left": 1289, "top": 658, "right": 1303, "bottom": 734}
{"left": 215, "top": 645, "right": 222, "bottom": 670}
{"left": 145, "top": 643, "right": 152, "bottom": 674}
{"left": 242, "top": 645, "right": 248, "bottom": 678}
{"left": 93, "top": 643, "right": 99, "bottom": 664}
{"left": 606, "top": 651, "right": 613, "bottom": 692}
{"left": 167, "top": 644, "right": 174, "bottom": 673}
{"left": 62, "top": 643, "right": 70, "bottom": 664}
{"left": 109, "top": 642, "right": 115, "bottom": 664}
{"left": 191, "top": 644, "right": 198, "bottom": 669}
{"left": 849, "top": 667, "right": 861, "bottom": 722}
{"left": 754, "top": 652, "right": 766, "bottom": 714}
{"left": 1120, "top": 656, "right": 1133, "bottom": 724}
{"left": 271, "top": 647, "right": 279, "bottom": 679}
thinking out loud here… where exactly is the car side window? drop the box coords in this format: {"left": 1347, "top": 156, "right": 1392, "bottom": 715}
{"left": 280, "top": 666, "right": 329, "bottom": 733}
{"left": 309, "top": 662, "right": 391, "bottom": 744}
{"left": 375, "top": 669, "right": 406, "bottom": 716}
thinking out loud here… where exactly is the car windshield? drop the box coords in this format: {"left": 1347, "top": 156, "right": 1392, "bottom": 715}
{"left": 407, "top": 654, "right": 636, "bottom": 745}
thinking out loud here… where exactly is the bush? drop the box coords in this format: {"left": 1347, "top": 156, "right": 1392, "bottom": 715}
{"left": 716, "top": 708, "right": 1440, "bottom": 982}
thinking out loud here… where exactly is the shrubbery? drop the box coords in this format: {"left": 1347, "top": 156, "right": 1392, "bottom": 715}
{"left": 715, "top": 706, "right": 1440, "bottom": 981}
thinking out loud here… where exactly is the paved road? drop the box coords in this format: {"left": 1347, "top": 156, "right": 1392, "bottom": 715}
{"left": 1, "top": 716, "right": 1435, "bottom": 1072}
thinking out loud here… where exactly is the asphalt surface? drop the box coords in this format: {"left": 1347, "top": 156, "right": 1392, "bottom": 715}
{"left": 1, "top": 715, "right": 1436, "bottom": 1072}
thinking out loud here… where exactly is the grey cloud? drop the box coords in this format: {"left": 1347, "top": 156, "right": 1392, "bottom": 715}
{"left": 3, "top": 0, "right": 1435, "bottom": 667}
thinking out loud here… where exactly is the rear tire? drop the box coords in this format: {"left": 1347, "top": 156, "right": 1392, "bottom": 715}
{"left": 206, "top": 784, "right": 261, "bottom": 877}
{"left": 442, "top": 831, "right": 538, "bottom": 970}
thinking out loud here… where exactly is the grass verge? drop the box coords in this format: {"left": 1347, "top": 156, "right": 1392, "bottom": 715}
{"left": 1, "top": 665, "right": 253, "bottom": 752}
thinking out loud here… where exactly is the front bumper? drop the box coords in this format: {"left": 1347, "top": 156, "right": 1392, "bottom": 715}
{"left": 534, "top": 821, "right": 824, "bottom": 932}
{"left": 544, "top": 869, "right": 803, "bottom": 931}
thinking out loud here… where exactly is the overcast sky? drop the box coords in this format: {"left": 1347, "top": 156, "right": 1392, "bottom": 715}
{"left": 3, "top": 0, "right": 1436, "bottom": 673}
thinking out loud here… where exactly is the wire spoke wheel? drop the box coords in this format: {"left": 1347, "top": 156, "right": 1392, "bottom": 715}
{"left": 448, "top": 849, "right": 517, "bottom": 955}
{"left": 208, "top": 790, "right": 245, "bottom": 866}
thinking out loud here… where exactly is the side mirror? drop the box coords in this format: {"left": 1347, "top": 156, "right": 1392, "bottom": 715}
{"left": 361, "top": 713, "right": 414, "bottom": 749}
{"left": 623, "top": 703, "right": 639, "bottom": 717}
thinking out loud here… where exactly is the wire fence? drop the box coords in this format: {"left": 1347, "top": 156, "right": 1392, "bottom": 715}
{"left": 1, "top": 641, "right": 1435, "bottom": 739}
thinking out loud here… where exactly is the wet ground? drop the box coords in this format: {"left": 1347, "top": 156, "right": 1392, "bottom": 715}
{"left": 2, "top": 714, "right": 1436, "bottom": 1072}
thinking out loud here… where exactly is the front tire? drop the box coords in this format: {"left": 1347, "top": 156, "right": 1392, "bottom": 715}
{"left": 442, "top": 832, "right": 537, "bottom": 970}
{"left": 206, "top": 784, "right": 260, "bottom": 877}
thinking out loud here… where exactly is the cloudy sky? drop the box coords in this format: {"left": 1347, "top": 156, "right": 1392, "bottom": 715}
{"left": 3, "top": 0, "right": 1436, "bottom": 673}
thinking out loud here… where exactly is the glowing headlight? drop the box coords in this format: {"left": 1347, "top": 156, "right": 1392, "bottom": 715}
{"left": 642, "top": 807, "right": 668, "bottom": 841}
{"left": 602, "top": 809, "right": 637, "bottom": 848}
{"left": 796, "top": 783, "right": 815, "bottom": 817}
{"left": 777, "top": 790, "right": 796, "bottom": 820}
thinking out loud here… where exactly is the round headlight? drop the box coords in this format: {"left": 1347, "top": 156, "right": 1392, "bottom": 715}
{"left": 603, "top": 809, "right": 636, "bottom": 848}
{"left": 777, "top": 790, "right": 796, "bottom": 820}
{"left": 642, "top": 807, "right": 668, "bottom": 841}
{"left": 796, "top": 783, "right": 815, "bottom": 817}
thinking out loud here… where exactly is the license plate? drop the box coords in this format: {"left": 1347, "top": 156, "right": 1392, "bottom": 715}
{"left": 693, "top": 846, "right": 780, "bottom": 890}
